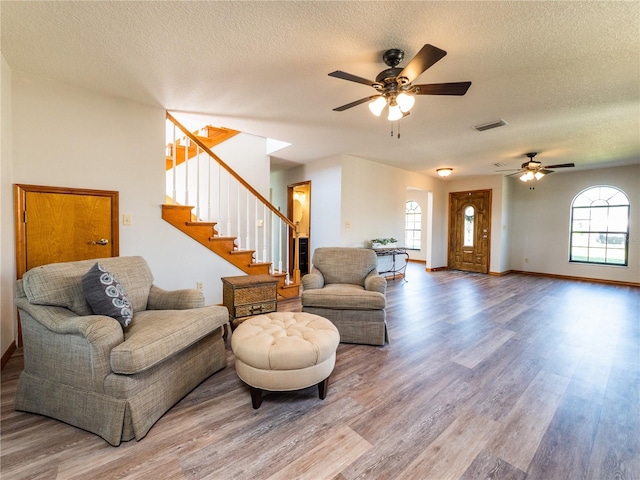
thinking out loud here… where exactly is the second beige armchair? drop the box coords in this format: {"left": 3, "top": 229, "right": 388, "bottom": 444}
{"left": 301, "top": 247, "right": 388, "bottom": 346}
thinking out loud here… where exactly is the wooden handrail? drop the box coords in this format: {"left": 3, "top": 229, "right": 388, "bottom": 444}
{"left": 166, "top": 112, "right": 297, "bottom": 232}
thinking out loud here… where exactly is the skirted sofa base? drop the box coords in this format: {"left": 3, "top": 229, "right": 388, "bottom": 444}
{"left": 300, "top": 306, "right": 387, "bottom": 346}
{"left": 14, "top": 256, "right": 228, "bottom": 446}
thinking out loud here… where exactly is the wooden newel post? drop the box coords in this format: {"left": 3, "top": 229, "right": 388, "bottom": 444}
{"left": 293, "top": 223, "right": 301, "bottom": 284}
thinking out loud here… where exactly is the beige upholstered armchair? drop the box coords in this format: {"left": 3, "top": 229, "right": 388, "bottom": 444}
{"left": 301, "top": 247, "right": 388, "bottom": 346}
{"left": 14, "top": 256, "right": 228, "bottom": 446}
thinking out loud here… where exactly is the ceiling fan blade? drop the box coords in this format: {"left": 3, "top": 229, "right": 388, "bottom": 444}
{"left": 540, "top": 169, "right": 554, "bottom": 174}
{"left": 333, "top": 95, "right": 381, "bottom": 112}
{"left": 328, "top": 71, "right": 381, "bottom": 88}
{"left": 398, "top": 44, "right": 447, "bottom": 83}
{"left": 543, "top": 163, "right": 575, "bottom": 169}
{"left": 413, "top": 82, "right": 472, "bottom": 96}
{"left": 505, "top": 171, "right": 522, "bottom": 177}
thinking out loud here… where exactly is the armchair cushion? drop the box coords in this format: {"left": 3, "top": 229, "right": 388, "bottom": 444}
{"left": 110, "top": 306, "right": 227, "bottom": 374}
{"left": 301, "top": 284, "right": 386, "bottom": 310}
{"left": 311, "top": 247, "right": 378, "bottom": 286}
{"left": 82, "top": 262, "right": 133, "bottom": 328}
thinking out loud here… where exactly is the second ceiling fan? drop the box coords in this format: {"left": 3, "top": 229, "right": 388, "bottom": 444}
{"left": 329, "top": 44, "right": 472, "bottom": 121}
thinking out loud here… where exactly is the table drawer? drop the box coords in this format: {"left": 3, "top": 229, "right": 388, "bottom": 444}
{"left": 230, "top": 284, "right": 277, "bottom": 306}
{"left": 234, "top": 301, "right": 277, "bottom": 318}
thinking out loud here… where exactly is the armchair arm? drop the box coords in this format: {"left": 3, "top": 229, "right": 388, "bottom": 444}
{"left": 302, "top": 268, "right": 325, "bottom": 290}
{"left": 15, "top": 297, "right": 123, "bottom": 339}
{"left": 147, "top": 285, "right": 205, "bottom": 310}
{"left": 364, "top": 271, "right": 387, "bottom": 294}
{"left": 15, "top": 298, "right": 124, "bottom": 391}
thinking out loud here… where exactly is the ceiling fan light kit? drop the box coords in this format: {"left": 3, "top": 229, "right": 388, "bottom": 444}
{"left": 329, "top": 44, "right": 471, "bottom": 123}
{"left": 499, "top": 152, "right": 575, "bottom": 182}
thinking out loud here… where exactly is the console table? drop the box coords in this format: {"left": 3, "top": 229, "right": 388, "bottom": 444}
{"left": 373, "top": 247, "right": 409, "bottom": 281}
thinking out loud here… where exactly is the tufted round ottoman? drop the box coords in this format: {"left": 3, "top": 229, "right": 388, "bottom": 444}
{"left": 231, "top": 312, "right": 340, "bottom": 409}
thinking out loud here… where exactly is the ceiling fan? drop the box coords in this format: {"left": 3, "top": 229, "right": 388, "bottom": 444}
{"left": 498, "top": 152, "right": 575, "bottom": 182}
{"left": 328, "top": 44, "right": 472, "bottom": 121}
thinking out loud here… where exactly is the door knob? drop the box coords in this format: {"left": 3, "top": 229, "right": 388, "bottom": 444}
{"left": 91, "top": 239, "right": 109, "bottom": 245}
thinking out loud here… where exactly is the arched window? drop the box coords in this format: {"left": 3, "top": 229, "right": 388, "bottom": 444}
{"left": 570, "top": 186, "right": 629, "bottom": 266}
{"left": 405, "top": 201, "right": 422, "bottom": 250}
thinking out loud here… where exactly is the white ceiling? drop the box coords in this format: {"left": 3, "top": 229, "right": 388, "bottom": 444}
{"left": 2, "top": 1, "right": 639, "bottom": 177}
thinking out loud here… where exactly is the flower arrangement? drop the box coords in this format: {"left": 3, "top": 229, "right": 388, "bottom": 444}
{"left": 371, "top": 237, "right": 398, "bottom": 248}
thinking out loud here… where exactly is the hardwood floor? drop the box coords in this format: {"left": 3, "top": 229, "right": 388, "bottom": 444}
{"left": 2, "top": 262, "right": 638, "bottom": 479}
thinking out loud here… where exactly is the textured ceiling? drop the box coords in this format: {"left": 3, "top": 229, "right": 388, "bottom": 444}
{"left": 2, "top": 1, "right": 639, "bottom": 177}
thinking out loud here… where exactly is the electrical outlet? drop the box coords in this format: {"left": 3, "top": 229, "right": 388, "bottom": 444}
{"left": 257, "top": 219, "right": 264, "bottom": 228}
{"left": 196, "top": 281, "right": 204, "bottom": 291}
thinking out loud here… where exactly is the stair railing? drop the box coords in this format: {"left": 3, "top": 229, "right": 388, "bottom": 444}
{"left": 166, "top": 112, "right": 300, "bottom": 283}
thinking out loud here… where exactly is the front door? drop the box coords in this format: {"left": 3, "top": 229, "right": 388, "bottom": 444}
{"left": 15, "top": 184, "right": 119, "bottom": 278}
{"left": 448, "top": 189, "right": 491, "bottom": 273}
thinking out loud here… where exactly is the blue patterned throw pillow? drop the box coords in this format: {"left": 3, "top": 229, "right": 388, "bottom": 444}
{"left": 82, "top": 262, "right": 133, "bottom": 328}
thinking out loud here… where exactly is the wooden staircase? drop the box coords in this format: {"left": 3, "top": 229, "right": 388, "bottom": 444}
{"left": 162, "top": 204, "right": 300, "bottom": 299}
{"left": 166, "top": 125, "right": 240, "bottom": 170}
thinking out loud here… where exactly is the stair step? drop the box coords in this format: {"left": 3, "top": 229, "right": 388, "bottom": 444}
{"left": 187, "top": 221, "right": 217, "bottom": 227}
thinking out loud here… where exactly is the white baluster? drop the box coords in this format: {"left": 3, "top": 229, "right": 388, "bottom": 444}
{"left": 172, "top": 123, "right": 177, "bottom": 203}
{"left": 270, "top": 212, "right": 275, "bottom": 274}
{"left": 262, "top": 204, "right": 267, "bottom": 263}
{"left": 237, "top": 183, "right": 241, "bottom": 250}
{"left": 245, "top": 190, "right": 250, "bottom": 253}
{"left": 226, "top": 172, "right": 231, "bottom": 237}
{"left": 195, "top": 146, "right": 200, "bottom": 219}
{"left": 184, "top": 138, "right": 189, "bottom": 207}
{"left": 254, "top": 200, "right": 259, "bottom": 261}
{"left": 278, "top": 221, "right": 283, "bottom": 276}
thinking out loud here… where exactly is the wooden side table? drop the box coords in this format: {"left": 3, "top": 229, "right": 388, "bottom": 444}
{"left": 221, "top": 274, "right": 278, "bottom": 329}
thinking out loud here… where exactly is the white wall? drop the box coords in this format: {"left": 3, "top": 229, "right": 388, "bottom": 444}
{"left": 270, "top": 155, "right": 343, "bottom": 255}
{"left": 271, "top": 154, "right": 449, "bottom": 269}
{"left": 509, "top": 164, "right": 640, "bottom": 283}
{"left": 10, "top": 73, "right": 249, "bottom": 316}
{"left": 341, "top": 155, "right": 405, "bottom": 248}
{"left": 1, "top": 53, "right": 16, "bottom": 356}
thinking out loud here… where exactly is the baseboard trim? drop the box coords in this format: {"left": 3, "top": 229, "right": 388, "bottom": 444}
{"left": 1, "top": 341, "right": 17, "bottom": 370}
{"left": 489, "top": 271, "right": 511, "bottom": 276}
{"left": 425, "top": 266, "right": 637, "bottom": 287}
{"left": 509, "top": 270, "right": 640, "bottom": 288}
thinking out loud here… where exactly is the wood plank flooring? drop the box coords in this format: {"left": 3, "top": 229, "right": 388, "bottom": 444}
{"left": 2, "top": 262, "right": 639, "bottom": 479}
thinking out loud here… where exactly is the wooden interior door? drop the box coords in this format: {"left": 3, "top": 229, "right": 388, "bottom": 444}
{"left": 15, "top": 184, "right": 119, "bottom": 278}
{"left": 448, "top": 189, "right": 491, "bottom": 273}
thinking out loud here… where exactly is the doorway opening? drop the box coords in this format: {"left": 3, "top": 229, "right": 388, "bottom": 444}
{"left": 287, "top": 181, "right": 311, "bottom": 278}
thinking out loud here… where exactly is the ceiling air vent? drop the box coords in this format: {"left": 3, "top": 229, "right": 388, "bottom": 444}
{"left": 474, "top": 119, "right": 507, "bottom": 132}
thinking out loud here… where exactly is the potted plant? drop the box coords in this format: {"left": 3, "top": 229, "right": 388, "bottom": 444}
{"left": 371, "top": 237, "right": 398, "bottom": 249}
